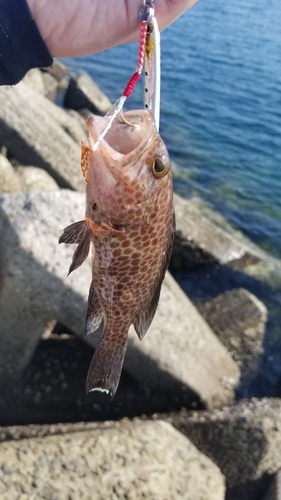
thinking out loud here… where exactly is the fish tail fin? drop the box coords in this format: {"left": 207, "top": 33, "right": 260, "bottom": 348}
{"left": 86, "top": 333, "right": 127, "bottom": 398}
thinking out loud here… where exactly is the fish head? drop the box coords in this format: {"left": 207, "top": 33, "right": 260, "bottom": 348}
{"left": 86, "top": 110, "right": 172, "bottom": 226}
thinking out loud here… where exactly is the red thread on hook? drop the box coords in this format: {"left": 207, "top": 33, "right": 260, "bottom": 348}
{"left": 122, "top": 20, "right": 148, "bottom": 98}
{"left": 123, "top": 72, "right": 141, "bottom": 97}
{"left": 138, "top": 21, "right": 148, "bottom": 72}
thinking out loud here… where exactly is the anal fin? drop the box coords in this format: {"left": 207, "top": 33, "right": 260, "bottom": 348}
{"left": 86, "top": 334, "right": 127, "bottom": 398}
{"left": 85, "top": 280, "right": 103, "bottom": 335}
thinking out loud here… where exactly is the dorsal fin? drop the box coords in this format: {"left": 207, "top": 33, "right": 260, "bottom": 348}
{"left": 133, "top": 279, "right": 162, "bottom": 340}
{"left": 134, "top": 209, "right": 175, "bottom": 340}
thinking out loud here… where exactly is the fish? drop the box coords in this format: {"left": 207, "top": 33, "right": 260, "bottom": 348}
{"left": 59, "top": 109, "right": 175, "bottom": 397}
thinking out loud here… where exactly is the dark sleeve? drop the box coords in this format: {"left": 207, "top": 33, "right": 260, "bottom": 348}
{"left": 0, "top": 0, "right": 53, "bottom": 86}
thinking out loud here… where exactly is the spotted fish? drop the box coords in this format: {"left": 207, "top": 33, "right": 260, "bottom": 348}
{"left": 59, "top": 109, "right": 175, "bottom": 397}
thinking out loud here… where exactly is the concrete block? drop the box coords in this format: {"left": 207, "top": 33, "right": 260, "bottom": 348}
{"left": 0, "top": 420, "right": 225, "bottom": 500}
{"left": 0, "top": 191, "right": 239, "bottom": 409}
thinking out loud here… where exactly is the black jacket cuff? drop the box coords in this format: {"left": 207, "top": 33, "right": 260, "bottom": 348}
{"left": 0, "top": 0, "right": 53, "bottom": 85}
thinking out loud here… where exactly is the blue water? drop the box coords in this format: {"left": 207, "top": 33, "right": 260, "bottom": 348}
{"left": 64, "top": 0, "right": 281, "bottom": 258}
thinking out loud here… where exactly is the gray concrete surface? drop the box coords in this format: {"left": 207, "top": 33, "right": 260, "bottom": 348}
{"left": 0, "top": 191, "right": 239, "bottom": 408}
{"left": 0, "top": 420, "right": 225, "bottom": 500}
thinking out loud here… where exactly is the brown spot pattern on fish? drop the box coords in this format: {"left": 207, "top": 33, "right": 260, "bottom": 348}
{"left": 59, "top": 109, "right": 174, "bottom": 397}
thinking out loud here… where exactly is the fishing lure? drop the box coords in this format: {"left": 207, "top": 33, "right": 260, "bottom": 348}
{"left": 92, "top": 0, "right": 161, "bottom": 151}
{"left": 143, "top": 3, "right": 161, "bottom": 130}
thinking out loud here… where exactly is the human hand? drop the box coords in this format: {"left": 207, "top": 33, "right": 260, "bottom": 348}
{"left": 26, "top": 0, "right": 197, "bottom": 58}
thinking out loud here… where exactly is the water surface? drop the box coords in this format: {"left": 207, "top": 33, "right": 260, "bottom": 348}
{"left": 64, "top": 0, "right": 281, "bottom": 258}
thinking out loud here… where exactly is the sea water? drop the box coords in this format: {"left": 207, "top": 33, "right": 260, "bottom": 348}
{"left": 64, "top": 0, "right": 281, "bottom": 259}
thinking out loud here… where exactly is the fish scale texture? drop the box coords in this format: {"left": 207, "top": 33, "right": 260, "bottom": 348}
{"left": 0, "top": 420, "right": 225, "bottom": 499}
{"left": 80, "top": 109, "right": 176, "bottom": 395}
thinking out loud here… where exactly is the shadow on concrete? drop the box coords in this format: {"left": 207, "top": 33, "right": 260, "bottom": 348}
{"left": 171, "top": 261, "right": 281, "bottom": 399}
{"left": 0, "top": 205, "right": 201, "bottom": 426}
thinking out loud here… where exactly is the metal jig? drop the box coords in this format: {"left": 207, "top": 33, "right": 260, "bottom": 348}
{"left": 93, "top": 0, "right": 161, "bottom": 150}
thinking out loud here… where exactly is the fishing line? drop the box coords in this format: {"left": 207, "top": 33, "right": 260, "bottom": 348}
{"left": 93, "top": 1, "right": 161, "bottom": 151}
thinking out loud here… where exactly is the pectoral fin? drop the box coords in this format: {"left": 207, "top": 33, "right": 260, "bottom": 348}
{"left": 59, "top": 220, "right": 88, "bottom": 244}
{"left": 59, "top": 220, "right": 91, "bottom": 274}
{"left": 85, "top": 217, "right": 123, "bottom": 236}
{"left": 68, "top": 229, "right": 91, "bottom": 275}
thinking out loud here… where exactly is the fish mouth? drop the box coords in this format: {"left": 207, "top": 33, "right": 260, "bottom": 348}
{"left": 86, "top": 110, "right": 155, "bottom": 163}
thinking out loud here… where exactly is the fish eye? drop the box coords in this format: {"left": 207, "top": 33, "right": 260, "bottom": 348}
{"left": 151, "top": 157, "right": 167, "bottom": 178}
